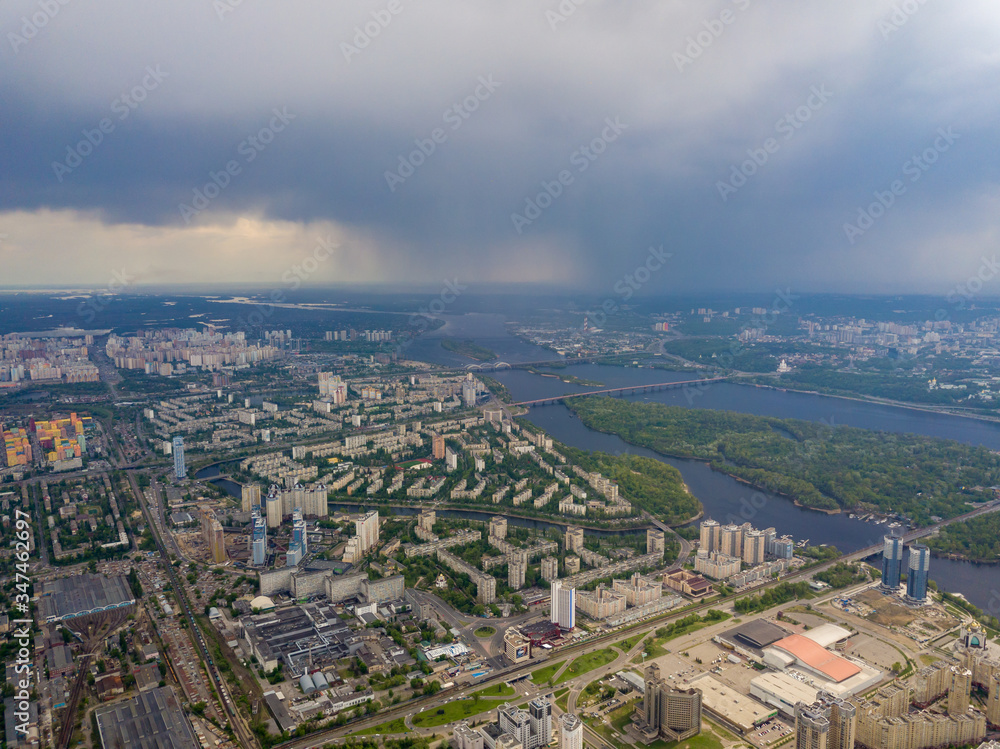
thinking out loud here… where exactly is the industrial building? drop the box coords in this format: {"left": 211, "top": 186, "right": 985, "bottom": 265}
{"left": 715, "top": 619, "right": 789, "bottom": 660}
{"left": 38, "top": 574, "right": 135, "bottom": 623}
{"left": 240, "top": 601, "right": 359, "bottom": 676}
{"left": 93, "top": 686, "right": 198, "bottom": 749}
{"left": 688, "top": 674, "right": 776, "bottom": 735}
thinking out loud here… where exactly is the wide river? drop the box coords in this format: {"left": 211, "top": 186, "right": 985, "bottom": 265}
{"left": 406, "top": 313, "right": 1000, "bottom": 614}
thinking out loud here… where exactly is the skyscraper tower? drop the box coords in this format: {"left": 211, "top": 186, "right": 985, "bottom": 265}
{"left": 172, "top": 436, "right": 186, "bottom": 479}
{"left": 881, "top": 534, "right": 903, "bottom": 590}
{"left": 795, "top": 703, "right": 830, "bottom": 749}
{"left": 906, "top": 544, "right": 930, "bottom": 603}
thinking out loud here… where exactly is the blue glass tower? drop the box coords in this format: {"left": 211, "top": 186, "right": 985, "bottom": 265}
{"left": 881, "top": 534, "right": 903, "bottom": 590}
{"left": 906, "top": 544, "right": 930, "bottom": 603}
{"left": 172, "top": 436, "right": 186, "bottom": 479}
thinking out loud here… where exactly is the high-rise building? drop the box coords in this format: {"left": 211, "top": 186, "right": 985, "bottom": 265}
{"left": 647, "top": 528, "right": 666, "bottom": 557}
{"left": 795, "top": 703, "right": 830, "bottom": 749}
{"left": 528, "top": 698, "right": 552, "bottom": 747}
{"left": 559, "top": 713, "right": 583, "bottom": 749}
{"left": 498, "top": 703, "right": 532, "bottom": 749}
{"left": 478, "top": 574, "right": 496, "bottom": 605}
{"left": 565, "top": 526, "right": 584, "bottom": 554}
{"left": 454, "top": 723, "right": 484, "bottom": 749}
{"left": 250, "top": 508, "right": 267, "bottom": 566}
{"left": 462, "top": 379, "right": 478, "bottom": 408}
{"left": 540, "top": 556, "right": 559, "bottom": 582}
{"left": 508, "top": 550, "right": 528, "bottom": 590}
{"left": 813, "top": 693, "right": 856, "bottom": 749}
{"left": 949, "top": 667, "right": 973, "bottom": 716}
{"left": 881, "top": 534, "right": 904, "bottom": 590}
{"left": 550, "top": 580, "right": 575, "bottom": 630}
{"left": 907, "top": 544, "right": 930, "bottom": 603}
{"left": 201, "top": 510, "right": 226, "bottom": 564}
{"left": 576, "top": 584, "right": 627, "bottom": 619}
{"left": 720, "top": 523, "right": 743, "bottom": 558}
{"left": 634, "top": 664, "right": 702, "bottom": 743}
{"left": 489, "top": 515, "right": 508, "bottom": 542}
{"left": 612, "top": 573, "right": 662, "bottom": 607}
{"left": 743, "top": 529, "right": 766, "bottom": 566}
{"left": 699, "top": 519, "right": 720, "bottom": 553}
{"left": 172, "top": 436, "right": 186, "bottom": 479}
{"left": 266, "top": 487, "right": 282, "bottom": 529}
{"left": 355, "top": 510, "right": 380, "bottom": 554}
{"left": 986, "top": 669, "right": 1000, "bottom": 727}
{"left": 418, "top": 509, "right": 436, "bottom": 534}
{"left": 432, "top": 434, "right": 446, "bottom": 460}
{"left": 241, "top": 483, "right": 261, "bottom": 513}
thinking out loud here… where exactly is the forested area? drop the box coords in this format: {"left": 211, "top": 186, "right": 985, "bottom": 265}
{"left": 925, "top": 513, "right": 1000, "bottom": 562}
{"left": 563, "top": 447, "right": 700, "bottom": 524}
{"left": 567, "top": 397, "right": 1000, "bottom": 524}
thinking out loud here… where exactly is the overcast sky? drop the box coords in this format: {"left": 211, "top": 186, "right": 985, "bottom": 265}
{"left": 2, "top": 0, "right": 999, "bottom": 295}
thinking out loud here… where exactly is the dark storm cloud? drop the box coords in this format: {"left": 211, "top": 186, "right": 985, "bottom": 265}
{"left": 1, "top": 0, "right": 1000, "bottom": 290}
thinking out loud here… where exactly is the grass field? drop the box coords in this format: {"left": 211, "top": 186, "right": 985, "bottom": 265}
{"left": 474, "top": 626, "right": 497, "bottom": 637}
{"left": 411, "top": 696, "right": 500, "bottom": 728}
{"left": 470, "top": 683, "right": 515, "bottom": 699}
{"left": 554, "top": 687, "right": 570, "bottom": 712}
{"left": 351, "top": 717, "right": 408, "bottom": 735}
{"left": 531, "top": 659, "right": 566, "bottom": 685}
{"left": 554, "top": 648, "right": 618, "bottom": 685}
{"left": 615, "top": 633, "right": 647, "bottom": 652}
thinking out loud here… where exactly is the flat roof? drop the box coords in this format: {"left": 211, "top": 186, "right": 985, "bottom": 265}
{"left": 751, "top": 671, "right": 820, "bottom": 706}
{"left": 689, "top": 675, "right": 777, "bottom": 732}
{"left": 93, "top": 686, "right": 197, "bottom": 749}
{"left": 720, "top": 620, "right": 788, "bottom": 651}
{"left": 770, "top": 634, "right": 861, "bottom": 682}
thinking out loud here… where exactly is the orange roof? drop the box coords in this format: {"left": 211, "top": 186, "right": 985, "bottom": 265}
{"left": 772, "top": 634, "right": 861, "bottom": 682}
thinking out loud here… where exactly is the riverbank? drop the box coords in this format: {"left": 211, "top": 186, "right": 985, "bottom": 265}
{"left": 747, "top": 381, "right": 1000, "bottom": 426}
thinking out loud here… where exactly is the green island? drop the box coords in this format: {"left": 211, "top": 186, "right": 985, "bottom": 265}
{"left": 566, "top": 397, "right": 1000, "bottom": 524}
{"left": 474, "top": 625, "right": 496, "bottom": 637}
{"left": 924, "top": 512, "right": 1000, "bottom": 563}
{"left": 440, "top": 337, "right": 497, "bottom": 361}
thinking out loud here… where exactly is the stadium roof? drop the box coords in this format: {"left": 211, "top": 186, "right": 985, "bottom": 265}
{"left": 770, "top": 634, "right": 861, "bottom": 682}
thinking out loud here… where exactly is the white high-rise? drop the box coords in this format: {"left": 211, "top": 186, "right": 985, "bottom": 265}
{"left": 560, "top": 714, "right": 583, "bottom": 749}
{"left": 550, "top": 580, "right": 576, "bottom": 630}
{"left": 355, "top": 510, "right": 380, "bottom": 554}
